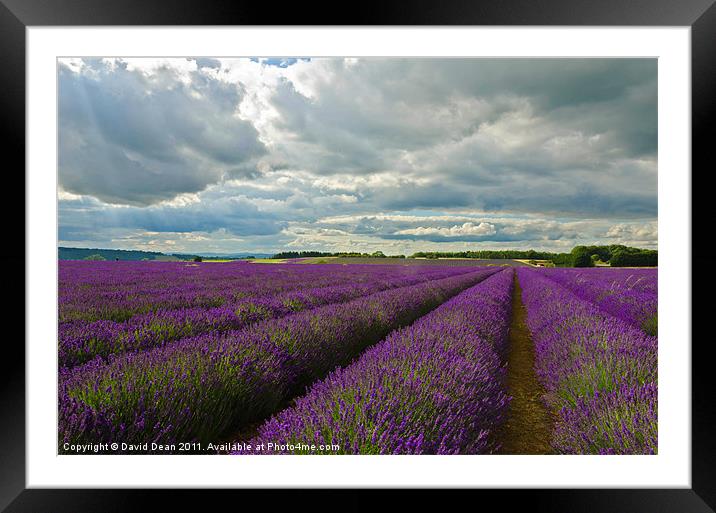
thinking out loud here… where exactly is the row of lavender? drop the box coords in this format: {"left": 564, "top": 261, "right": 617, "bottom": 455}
{"left": 538, "top": 268, "right": 658, "bottom": 336}
{"left": 59, "top": 264, "right": 477, "bottom": 368}
{"left": 517, "top": 268, "right": 657, "bottom": 454}
{"left": 241, "top": 269, "right": 514, "bottom": 454}
{"left": 60, "top": 261, "right": 472, "bottom": 323}
{"left": 59, "top": 268, "right": 500, "bottom": 451}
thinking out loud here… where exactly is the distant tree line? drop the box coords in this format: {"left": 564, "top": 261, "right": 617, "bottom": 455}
{"left": 67, "top": 244, "right": 656, "bottom": 267}
{"left": 272, "top": 251, "right": 406, "bottom": 259}
{"left": 273, "top": 251, "right": 339, "bottom": 258}
{"left": 566, "top": 245, "right": 657, "bottom": 267}
{"left": 272, "top": 246, "right": 656, "bottom": 267}
{"left": 411, "top": 245, "right": 656, "bottom": 267}
{"left": 411, "top": 249, "right": 559, "bottom": 260}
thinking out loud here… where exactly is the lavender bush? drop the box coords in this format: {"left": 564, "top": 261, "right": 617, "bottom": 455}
{"left": 59, "top": 265, "right": 475, "bottom": 368}
{"left": 243, "top": 269, "right": 514, "bottom": 454}
{"left": 517, "top": 268, "right": 657, "bottom": 454}
{"left": 59, "top": 268, "right": 499, "bottom": 451}
{"left": 59, "top": 261, "right": 473, "bottom": 323}
{"left": 539, "top": 268, "right": 657, "bottom": 336}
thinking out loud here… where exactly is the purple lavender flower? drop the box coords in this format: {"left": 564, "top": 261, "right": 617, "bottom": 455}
{"left": 517, "top": 268, "right": 657, "bottom": 455}
{"left": 243, "top": 269, "right": 514, "bottom": 455}
{"left": 59, "top": 267, "right": 500, "bottom": 451}
{"left": 59, "top": 261, "right": 479, "bottom": 367}
{"left": 537, "top": 268, "right": 657, "bottom": 336}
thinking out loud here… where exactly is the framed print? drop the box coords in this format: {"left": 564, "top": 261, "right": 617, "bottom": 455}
{"left": 2, "top": 0, "right": 714, "bottom": 511}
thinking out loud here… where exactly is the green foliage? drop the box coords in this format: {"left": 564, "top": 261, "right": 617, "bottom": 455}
{"left": 193, "top": 256, "right": 203, "bottom": 262}
{"left": 571, "top": 246, "right": 595, "bottom": 268}
{"left": 642, "top": 314, "right": 658, "bottom": 337}
{"left": 572, "top": 253, "right": 594, "bottom": 267}
{"left": 272, "top": 250, "right": 402, "bottom": 259}
{"left": 84, "top": 254, "right": 107, "bottom": 261}
{"left": 550, "top": 253, "right": 573, "bottom": 267}
{"left": 577, "top": 245, "right": 612, "bottom": 262}
{"left": 609, "top": 247, "right": 657, "bottom": 267}
{"left": 566, "top": 244, "right": 656, "bottom": 267}
{"left": 272, "top": 251, "right": 332, "bottom": 259}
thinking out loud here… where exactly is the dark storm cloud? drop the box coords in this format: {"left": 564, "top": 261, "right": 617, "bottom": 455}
{"left": 479, "top": 186, "right": 657, "bottom": 218}
{"left": 271, "top": 59, "right": 657, "bottom": 157}
{"left": 265, "top": 58, "right": 657, "bottom": 218}
{"left": 59, "top": 60, "right": 266, "bottom": 206}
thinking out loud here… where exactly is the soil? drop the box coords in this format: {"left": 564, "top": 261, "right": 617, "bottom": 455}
{"left": 497, "top": 272, "right": 555, "bottom": 454}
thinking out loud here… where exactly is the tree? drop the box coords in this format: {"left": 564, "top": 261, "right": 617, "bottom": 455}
{"left": 84, "top": 254, "right": 106, "bottom": 261}
{"left": 371, "top": 251, "right": 386, "bottom": 258}
{"left": 610, "top": 249, "right": 657, "bottom": 267}
{"left": 193, "top": 256, "right": 203, "bottom": 262}
{"left": 571, "top": 247, "right": 594, "bottom": 267}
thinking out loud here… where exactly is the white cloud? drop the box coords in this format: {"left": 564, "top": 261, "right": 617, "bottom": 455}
{"left": 605, "top": 222, "right": 658, "bottom": 241}
{"left": 395, "top": 222, "right": 497, "bottom": 237}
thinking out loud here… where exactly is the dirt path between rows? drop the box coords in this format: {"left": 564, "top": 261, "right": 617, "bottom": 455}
{"left": 497, "top": 271, "right": 554, "bottom": 454}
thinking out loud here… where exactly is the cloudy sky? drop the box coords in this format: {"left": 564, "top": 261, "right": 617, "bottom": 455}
{"left": 58, "top": 57, "right": 657, "bottom": 255}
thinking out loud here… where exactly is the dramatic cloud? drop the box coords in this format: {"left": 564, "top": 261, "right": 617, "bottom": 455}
{"left": 58, "top": 57, "right": 658, "bottom": 254}
{"left": 59, "top": 58, "right": 265, "bottom": 206}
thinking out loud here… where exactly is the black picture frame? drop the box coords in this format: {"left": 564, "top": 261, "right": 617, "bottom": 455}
{"left": 2, "top": 0, "right": 713, "bottom": 511}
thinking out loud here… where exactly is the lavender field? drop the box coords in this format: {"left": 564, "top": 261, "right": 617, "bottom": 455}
{"left": 58, "top": 260, "right": 657, "bottom": 455}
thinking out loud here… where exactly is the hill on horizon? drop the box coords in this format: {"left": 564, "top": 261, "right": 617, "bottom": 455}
{"left": 58, "top": 247, "right": 272, "bottom": 261}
